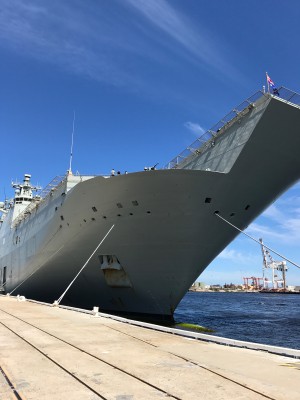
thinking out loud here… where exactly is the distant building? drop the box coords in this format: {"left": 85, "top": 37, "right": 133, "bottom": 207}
{"left": 210, "top": 284, "right": 221, "bottom": 290}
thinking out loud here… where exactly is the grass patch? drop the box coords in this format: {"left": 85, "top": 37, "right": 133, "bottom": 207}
{"left": 175, "top": 322, "right": 214, "bottom": 333}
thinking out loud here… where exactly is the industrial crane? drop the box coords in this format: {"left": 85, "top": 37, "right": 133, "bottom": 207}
{"left": 259, "top": 238, "right": 288, "bottom": 290}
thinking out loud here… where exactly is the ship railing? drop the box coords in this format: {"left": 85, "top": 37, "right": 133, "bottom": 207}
{"left": 163, "top": 86, "right": 300, "bottom": 169}
{"left": 37, "top": 175, "right": 66, "bottom": 199}
{"left": 272, "top": 86, "right": 300, "bottom": 108}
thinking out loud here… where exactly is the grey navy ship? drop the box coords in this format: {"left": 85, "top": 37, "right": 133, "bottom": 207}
{"left": 1, "top": 87, "right": 300, "bottom": 321}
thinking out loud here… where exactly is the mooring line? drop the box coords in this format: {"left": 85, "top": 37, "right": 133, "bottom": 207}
{"left": 54, "top": 224, "right": 115, "bottom": 305}
{"left": 215, "top": 212, "right": 300, "bottom": 269}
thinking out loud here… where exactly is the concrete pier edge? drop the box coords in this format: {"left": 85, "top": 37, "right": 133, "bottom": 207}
{"left": 2, "top": 294, "right": 299, "bottom": 359}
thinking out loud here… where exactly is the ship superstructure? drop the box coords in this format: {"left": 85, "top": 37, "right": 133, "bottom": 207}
{"left": 1, "top": 87, "right": 300, "bottom": 320}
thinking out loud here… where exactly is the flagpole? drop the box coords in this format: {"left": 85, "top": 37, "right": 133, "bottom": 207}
{"left": 266, "top": 72, "right": 270, "bottom": 93}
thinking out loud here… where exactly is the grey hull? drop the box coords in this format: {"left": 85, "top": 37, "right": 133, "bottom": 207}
{"left": 1, "top": 94, "right": 300, "bottom": 319}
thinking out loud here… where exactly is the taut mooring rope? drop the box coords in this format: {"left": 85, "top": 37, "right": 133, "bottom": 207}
{"left": 215, "top": 212, "right": 300, "bottom": 270}
{"left": 54, "top": 224, "right": 115, "bottom": 305}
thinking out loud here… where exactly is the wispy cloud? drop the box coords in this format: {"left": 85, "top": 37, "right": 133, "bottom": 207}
{"left": 124, "top": 0, "right": 244, "bottom": 81}
{"left": 0, "top": 0, "right": 149, "bottom": 89}
{"left": 184, "top": 121, "right": 205, "bottom": 136}
{"left": 218, "top": 248, "right": 258, "bottom": 265}
{"left": 0, "top": 0, "right": 245, "bottom": 94}
{"left": 247, "top": 197, "right": 300, "bottom": 246}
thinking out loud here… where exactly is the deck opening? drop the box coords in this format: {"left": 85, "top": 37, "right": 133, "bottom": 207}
{"left": 205, "top": 197, "right": 212, "bottom": 203}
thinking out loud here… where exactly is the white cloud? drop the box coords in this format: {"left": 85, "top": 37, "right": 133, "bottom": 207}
{"left": 0, "top": 0, "right": 246, "bottom": 95}
{"left": 261, "top": 204, "right": 285, "bottom": 223}
{"left": 218, "top": 248, "right": 258, "bottom": 265}
{"left": 243, "top": 189, "right": 300, "bottom": 247}
{"left": 184, "top": 122, "right": 205, "bottom": 136}
{"left": 121, "top": 0, "right": 245, "bottom": 83}
{"left": 0, "top": 0, "right": 150, "bottom": 89}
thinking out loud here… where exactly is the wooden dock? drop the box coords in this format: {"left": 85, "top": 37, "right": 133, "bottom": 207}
{"left": 0, "top": 295, "right": 299, "bottom": 399}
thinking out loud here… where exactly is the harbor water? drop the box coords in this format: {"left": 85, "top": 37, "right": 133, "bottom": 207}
{"left": 174, "top": 291, "right": 300, "bottom": 350}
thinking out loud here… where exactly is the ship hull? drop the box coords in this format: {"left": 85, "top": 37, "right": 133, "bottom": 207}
{"left": 2, "top": 94, "right": 300, "bottom": 320}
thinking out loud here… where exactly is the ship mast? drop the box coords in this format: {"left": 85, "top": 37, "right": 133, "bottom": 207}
{"left": 68, "top": 111, "right": 75, "bottom": 175}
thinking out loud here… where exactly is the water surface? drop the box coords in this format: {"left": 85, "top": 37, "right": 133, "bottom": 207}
{"left": 174, "top": 292, "right": 300, "bottom": 349}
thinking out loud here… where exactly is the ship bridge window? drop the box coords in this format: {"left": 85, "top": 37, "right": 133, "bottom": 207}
{"left": 15, "top": 197, "right": 32, "bottom": 203}
{"left": 205, "top": 197, "right": 212, "bottom": 203}
{"left": 245, "top": 205, "right": 250, "bottom": 210}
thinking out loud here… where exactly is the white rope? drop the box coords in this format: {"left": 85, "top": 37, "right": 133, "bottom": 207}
{"left": 54, "top": 224, "right": 115, "bottom": 305}
{"left": 215, "top": 213, "right": 300, "bottom": 270}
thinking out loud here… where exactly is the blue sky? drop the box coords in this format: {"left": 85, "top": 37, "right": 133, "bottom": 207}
{"left": 1, "top": 0, "right": 300, "bottom": 285}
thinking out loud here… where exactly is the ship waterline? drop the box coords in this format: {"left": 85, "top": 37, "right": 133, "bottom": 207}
{"left": 1, "top": 88, "right": 300, "bottom": 320}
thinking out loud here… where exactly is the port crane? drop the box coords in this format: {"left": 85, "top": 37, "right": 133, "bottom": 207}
{"left": 259, "top": 238, "right": 288, "bottom": 290}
